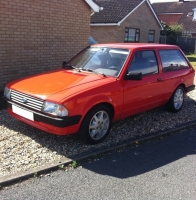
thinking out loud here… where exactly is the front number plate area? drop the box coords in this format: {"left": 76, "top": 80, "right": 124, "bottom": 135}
{"left": 12, "top": 105, "right": 34, "bottom": 121}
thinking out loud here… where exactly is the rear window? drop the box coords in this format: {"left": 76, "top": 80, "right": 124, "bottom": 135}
{"left": 159, "top": 49, "right": 189, "bottom": 72}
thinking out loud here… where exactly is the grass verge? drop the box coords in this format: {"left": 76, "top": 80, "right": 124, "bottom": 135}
{"left": 187, "top": 54, "right": 196, "bottom": 70}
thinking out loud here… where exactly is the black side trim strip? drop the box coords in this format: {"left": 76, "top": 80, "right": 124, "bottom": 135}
{"left": 34, "top": 113, "right": 81, "bottom": 128}
{"left": 186, "top": 84, "right": 195, "bottom": 93}
{"left": 5, "top": 100, "right": 81, "bottom": 128}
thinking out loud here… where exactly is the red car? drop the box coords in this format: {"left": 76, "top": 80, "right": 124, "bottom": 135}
{"left": 3, "top": 44, "right": 195, "bottom": 144}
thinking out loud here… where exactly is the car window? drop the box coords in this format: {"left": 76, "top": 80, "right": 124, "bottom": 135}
{"left": 127, "top": 50, "right": 158, "bottom": 75}
{"left": 159, "top": 49, "right": 189, "bottom": 72}
{"left": 69, "top": 47, "right": 130, "bottom": 77}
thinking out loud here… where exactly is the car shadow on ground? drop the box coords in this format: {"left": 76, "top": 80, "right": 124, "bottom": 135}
{"left": 0, "top": 93, "right": 196, "bottom": 177}
{"left": 81, "top": 128, "right": 196, "bottom": 178}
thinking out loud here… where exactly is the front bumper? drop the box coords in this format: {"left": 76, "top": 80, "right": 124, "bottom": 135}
{"left": 4, "top": 98, "right": 81, "bottom": 129}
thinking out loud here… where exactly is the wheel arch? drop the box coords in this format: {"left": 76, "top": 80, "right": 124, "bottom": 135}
{"left": 81, "top": 102, "right": 115, "bottom": 122}
{"left": 167, "top": 84, "right": 185, "bottom": 112}
{"left": 168, "top": 83, "right": 185, "bottom": 100}
{"left": 79, "top": 102, "right": 115, "bottom": 144}
{"left": 178, "top": 83, "right": 186, "bottom": 91}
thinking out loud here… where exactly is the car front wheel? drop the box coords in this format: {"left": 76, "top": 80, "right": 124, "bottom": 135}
{"left": 79, "top": 105, "right": 112, "bottom": 144}
{"left": 168, "top": 86, "right": 185, "bottom": 112}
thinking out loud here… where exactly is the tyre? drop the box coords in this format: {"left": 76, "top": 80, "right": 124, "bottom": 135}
{"left": 79, "top": 105, "right": 112, "bottom": 145}
{"left": 167, "top": 86, "right": 185, "bottom": 112}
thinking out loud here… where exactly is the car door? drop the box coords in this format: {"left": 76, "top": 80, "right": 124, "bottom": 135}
{"left": 122, "top": 50, "right": 165, "bottom": 118}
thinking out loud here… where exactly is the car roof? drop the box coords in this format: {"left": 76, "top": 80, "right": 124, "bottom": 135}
{"left": 91, "top": 43, "right": 179, "bottom": 50}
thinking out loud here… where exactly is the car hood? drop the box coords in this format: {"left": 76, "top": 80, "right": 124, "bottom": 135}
{"left": 8, "top": 69, "right": 110, "bottom": 100}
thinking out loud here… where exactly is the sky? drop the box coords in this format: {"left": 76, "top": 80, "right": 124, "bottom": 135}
{"left": 150, "top": 0, "right": 195, "bottom": 2}
{"left": 150, "top": 0, "right": 178, "bottom": 3}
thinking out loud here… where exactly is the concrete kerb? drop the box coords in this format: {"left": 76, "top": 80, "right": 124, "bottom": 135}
{"left": 1, "top": 119, "right": 196, "bottom": 187}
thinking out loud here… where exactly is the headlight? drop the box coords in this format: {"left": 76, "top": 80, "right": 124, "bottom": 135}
{"left": 42, "top": 101, "right": 68, "bottom": 117}
{"left": 4, "top": 87, "right": 11, "bottom": 99}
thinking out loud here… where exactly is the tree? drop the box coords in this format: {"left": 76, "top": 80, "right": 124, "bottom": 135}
{"left": 170, "top": 23, "right": 183, "bottom": 36}
{"left": 161, "top": 21, "right": 172, "bottom": 36}
{"left": 161, "top": 21, "right": 183, "bottom": 44}
{"left": 161, "top": 21, "right": 183, "bottom": 36}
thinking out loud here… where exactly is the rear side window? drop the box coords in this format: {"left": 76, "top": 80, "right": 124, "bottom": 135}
{"left": 128, "top": 50, "right": 158, "bottom": 75}
{"left": 159, "top": 50, "right": 189, "bottom": 72}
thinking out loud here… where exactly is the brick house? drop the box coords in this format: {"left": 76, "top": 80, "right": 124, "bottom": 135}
{"left": 152, "top": 0, "right": 196, "bottom": 37}
{"left": 0, "top": 0, "right": 100, "bottom": 91}
{"left": 90, "top": 0, "right": 163, "bottom": 44}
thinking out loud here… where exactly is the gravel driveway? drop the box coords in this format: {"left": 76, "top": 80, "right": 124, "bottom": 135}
{"left": 1, "top": 85, "right": 196, "bottom": 177}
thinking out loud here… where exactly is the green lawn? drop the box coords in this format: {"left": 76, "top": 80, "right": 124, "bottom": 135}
{"left": 187, "top": 54, "right": 196, "bottom": 70}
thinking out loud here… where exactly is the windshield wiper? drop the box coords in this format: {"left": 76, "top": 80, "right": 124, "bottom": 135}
{"left": 62, "top": 61, "right": 81, "bottom": 72}
{"left": 82, "top": 68, "right": 94, "bottom": 72}
{"left": 82, "top": 68, "right": 106, "bottom": 77}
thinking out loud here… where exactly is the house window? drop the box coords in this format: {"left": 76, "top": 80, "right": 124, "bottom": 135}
{"left": 124, "top": 28, "right": 140, "bottom": 42}
{"left": 148, "top": 30, "right": 155, "bottom": 43}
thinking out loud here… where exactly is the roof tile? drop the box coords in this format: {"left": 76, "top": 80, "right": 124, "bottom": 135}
{"left": 91, "top": 0, "right": 143, "bottom": 23}
{"left": 152, "top": 1, "right": 196, "bottom": 32}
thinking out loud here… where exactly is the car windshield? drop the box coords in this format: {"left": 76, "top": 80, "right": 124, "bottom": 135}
{"left": 68, "top": 47, "right": 130, "bottom": 77}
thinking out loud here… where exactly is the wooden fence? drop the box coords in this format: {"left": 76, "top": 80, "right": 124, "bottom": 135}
{"left": 160, "top": 36, "right": 196, "bottom": 54}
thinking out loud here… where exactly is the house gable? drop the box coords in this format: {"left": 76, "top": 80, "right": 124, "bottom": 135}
{"left": 157, "top": 13, "right": 183, "bottom": 25}
{"left": 117, "top": 1, "right": 162, "bottom": 43}
{"left": 90, "top": 1, "right": 161, "bottom": 43}
{"left": 91, "top": 0, "right": 162, "bottom": 29}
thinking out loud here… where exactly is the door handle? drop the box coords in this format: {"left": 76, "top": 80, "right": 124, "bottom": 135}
{"left": 157, "top": 78, "right": 162, "bottom": 82}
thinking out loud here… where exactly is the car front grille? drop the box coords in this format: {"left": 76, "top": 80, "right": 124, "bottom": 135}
{"left": 10, "top": 90, "right": 44, "bottom": 111}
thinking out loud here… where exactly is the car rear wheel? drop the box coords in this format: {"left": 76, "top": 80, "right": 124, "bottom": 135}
{"left": 167, "top": 86, "right": 185, "bottom": 112}
{"left": 79, "top": 105, "right": 112, "bottom": 144}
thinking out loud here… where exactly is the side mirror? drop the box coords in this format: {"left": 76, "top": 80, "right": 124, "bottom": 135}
{"left": 124, "top": 72, "right": 142, "bottom": 80}
{"left": 62, "top": 61, "right": 67, "bottom": 68}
